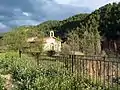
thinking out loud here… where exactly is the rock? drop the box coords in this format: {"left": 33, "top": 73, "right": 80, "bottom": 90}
{"left": 0, "top": 74, "right": 13, "bottom": 90}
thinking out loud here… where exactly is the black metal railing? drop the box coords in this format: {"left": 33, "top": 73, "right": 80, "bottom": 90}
{"left": 20, "top": 51, "right": 120, "bottom": 90}
{"left": 50, "top": 55, "right": 120, "bottom": 89}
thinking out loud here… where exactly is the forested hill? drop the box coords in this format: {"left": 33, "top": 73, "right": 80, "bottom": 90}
{"left": 56, "top": 2, "right": 120, "bottom": 40}
{"left": 35, "top": 13, "right": 89, "bottom": 37}
{"left": 5, "top": 2, "right": 120, "bottom": 41}
{"left": 35, "top": 2, "right": 120, "bottom": 40}
{"left": 75, "top": 2, "right": 120, "bottom": 40}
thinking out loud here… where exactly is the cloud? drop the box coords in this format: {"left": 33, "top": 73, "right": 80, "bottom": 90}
{"left": 29, "top": 0, "right": 91, "bottom": 20}
{"left": 107, "top": 0, "right": 119, "bottom": 3}
{"left": 0, "top": 22, "right": 9, "bottom": 32}
{"left": 54, "top": 0, "right": 71, "bottom": 4}
{"left": 22, "top": 12, "right": 31, "bottom": 16}
{"left": 0, "top": 0, "right": 91, "bottom": 32}
{"left": 54, "top": 0, "right": 120, "bottom": 9}
{"left": 8, "top": 20, "right": 40, "bottom": 26}
{"left": 0, "top": 23, "right": 8, "bottom": 28}
{"left": 2, "top": 0, "right": 119, "bottom": 32}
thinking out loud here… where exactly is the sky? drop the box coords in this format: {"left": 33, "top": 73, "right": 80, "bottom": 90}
{"left": 0, "top": 0, "right": 119, "bottom": 32}
{"left": 54, "top": 0, "right": 120, "bottom": 9}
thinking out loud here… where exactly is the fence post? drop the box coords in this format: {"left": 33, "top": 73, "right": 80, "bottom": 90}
{"left": 19, "top": 49, "right": 22, "bottom": 58}
{"left": 36, "top": 52, "right": 39, "bottom": 65}
{"left": 72, "top": 55, "right": 74, "bottom": 73}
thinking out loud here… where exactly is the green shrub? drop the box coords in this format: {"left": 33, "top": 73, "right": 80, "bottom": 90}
{"left": 0, "top": 52, "right": 38, "bottom": 89}
{"left": 0, "top": 76, "right": 4, "bottom": 90}
{"left": 0, "top": 52, "right": 110, "bottom": 90}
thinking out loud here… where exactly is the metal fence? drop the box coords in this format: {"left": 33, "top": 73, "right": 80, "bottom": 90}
{"left": 20, "top": 51, "right": 120, "bottom": 90}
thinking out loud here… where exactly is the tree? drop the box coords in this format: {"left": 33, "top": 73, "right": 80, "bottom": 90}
{"left": 65, "top": 27, "right": 101, "bottom": 55}
{"left": 3, "top": 30, "right": 27, "bottom": 51}
{"left": 67, "top": 31, "right": 80, "bottom": 53}
{"left": 3, "top": 27, "right": 44, "bottom": 52}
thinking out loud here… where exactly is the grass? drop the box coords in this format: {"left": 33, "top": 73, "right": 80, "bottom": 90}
{"left": 0, "top": 52, "right": 119, "bottom": 90}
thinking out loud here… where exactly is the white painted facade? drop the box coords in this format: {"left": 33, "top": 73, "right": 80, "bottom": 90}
{"left": 43, "top": 31, "right": 61, "bottom": 52}
{"left": 27, "top": 31, "right": 62, "bottom": 52}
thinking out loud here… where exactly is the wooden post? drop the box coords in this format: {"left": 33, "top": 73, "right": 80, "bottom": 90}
{"left": 19, "top": 49, "right": 22, "bottom": 58}
{"left": 36, "top": 52, "right": 39, "bottom": 65}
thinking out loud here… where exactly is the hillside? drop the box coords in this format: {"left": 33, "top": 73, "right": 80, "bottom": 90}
{"left": 2, "top": 2, "right": 120, "bottom": 54}
{"left": 3, "top": 2, "right": 120, "bottom": 39}
{"left": 34, "top": 2, "right": 120, "bottom": 41}
{"left": 36, "top": 20, "right": 60, "bottom": 36}
{"left": 37, "top": 3, "right": 120, "bottom": 42}
{"left": 76, "top": 3, "right": 120, "bottom": 40}
{"left": 54, "top": 2, "right": 120, "bottom": 41}
{"left": 36, "top": 13, "right": 89, "bottom": 38}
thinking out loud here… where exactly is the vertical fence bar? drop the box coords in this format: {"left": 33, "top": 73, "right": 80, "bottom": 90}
{"left": 99, "top": 59, "right": 102, "bottom": 86}
{"left": 74, "top": 55, "right": 76, "bottom": 74}
{"left": 67, "top": 55, "right": 69, "bottom": 70}
{"left": 83, "top": 56, "right": 85, "bottom": 80}
{"left": 89, "top": 58, "right": 91, "bottom": 85}
{"left": 91, "top": 56, "right": 94, "bottom": 87}
{"left": 62, "top": 55, "right": 65, "bottom": 74}
{"left": 65, "top": 55, "right": 67, "bottom": 70}
{"left": 96, "top": 59, "right": 97, "bottom": 88}
{"left": 103, "top": 56, "right": 106, "bottom": 89}
{"left": 85, "top": 57, "right": 87, "bottom": 80}
{"left": 79, "top": 56, "right": 81, "bottom": 89}
{"left": 95, "top": 61, "right": 99, "bottom": 90}
{"left": 108, "top": 60, "right": 110, "bottom": 90}
{"left": 112, "top": 61, "right": 114, "bottom": 89}
{"left": 79, "top": 56, "right": 82, "bottom": 82}
{"left": 117, "top": 57, "right": 118, "bottom": 90}
{"left": 72, "top": 55, "right": 74, "bottom": 73}
{"left": 65, "top": 55, "right": 67, "bottom": 69}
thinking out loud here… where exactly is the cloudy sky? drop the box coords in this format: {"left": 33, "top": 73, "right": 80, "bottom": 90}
{"left": 0, "top": 0, "right": 119, "bottom": 32}
{"left": 55, "top": 0, "right": 119, "bottom": 9}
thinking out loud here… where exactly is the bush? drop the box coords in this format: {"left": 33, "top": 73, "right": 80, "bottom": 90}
{"left": 0, "top": 76, "right": 4, "bottom": 90}
{"left": 0, "top": 52, "right": 107, "bottom": 90}
{"left": 0, "top": 52, "right": 38, "bottom": 89}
